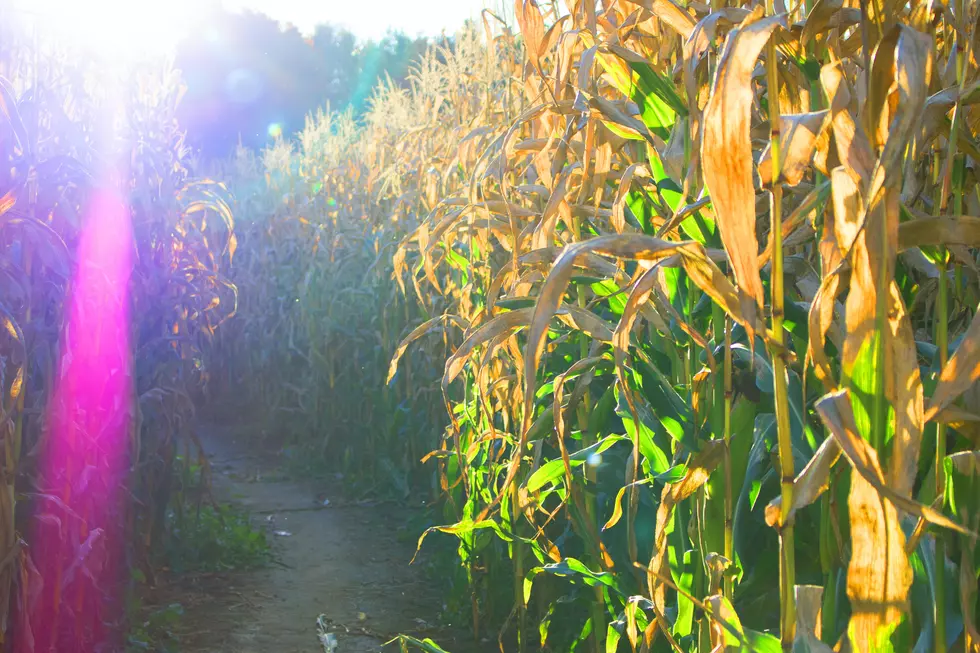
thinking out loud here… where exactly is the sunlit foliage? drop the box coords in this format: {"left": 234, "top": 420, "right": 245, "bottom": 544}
{"left": 226, "top": 0, "right": 980, "bottom": 650}
{"left": 6, "top": 0, "right": 980, "bottom": 650}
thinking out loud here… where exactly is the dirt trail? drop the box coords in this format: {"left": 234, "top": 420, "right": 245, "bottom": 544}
{"left": 153, "top": 422, "right": 476, "bottom": 653}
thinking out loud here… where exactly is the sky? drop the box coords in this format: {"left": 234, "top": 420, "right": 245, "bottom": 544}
{"left": 223, "top": 0, "right": 502, "bottom": 42}
{"left": 6, "top": 0, "right": 509, "bottom": 61}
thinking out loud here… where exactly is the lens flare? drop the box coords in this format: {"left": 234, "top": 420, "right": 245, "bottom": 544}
{"left": 17, "top": 189, "right": 133, "bottom": 652}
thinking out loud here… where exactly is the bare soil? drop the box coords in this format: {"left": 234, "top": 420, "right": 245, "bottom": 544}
{"left": 143, "top": 422, "right": 481, "bottom": 653}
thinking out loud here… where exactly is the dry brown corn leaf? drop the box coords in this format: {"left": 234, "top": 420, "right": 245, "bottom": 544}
{"left": 525, "top": 247, "right": 624, "bottom": 280}
{"left": 800, "top": 0, "right": 861, "bottom": 49}
{"left": 701, "top": 7, "right": 785, "bottom": 327}
{"left": 682, "top": 6, "right": 751, "bottom": 185}
{"left": 625, "top": 0, "right": 696, "bottom": 39}
{"left": 806, "top": 274, "right": 841, "bottom": 392}
{"left": 522, "top": 236, "right": 690, "bottom": 432}
{"left": 814, "top": 391, "right": 914, "bottom": 653}
{"left": 765, "top": 435, "right": 842, "bottom": 528}
{"left": 794, "top": 585, "right": 832, "bottom": 651}
{"left": 555, "top": 307, "right": 616, "bottom": 343}
{"left": 612, "top": 163, "right": 651, "bottom": 234}
{"left": 532, "top": 162, "right": 582, "bottom": 250}
{"left": 868, "top": 25, "right": 934, "bottom": 177}
{"left": 515, "top": 0, "right": 546, "bottom": 74}
{"left": 758, "top": 180, "right": 830, "bottom": 266}
{"left": 804, "top": 170, "right": 850, "bottom": 391}
{"left": 886, "top": 282, "right": 925, "bottom": 498}
{"left": 446, "top": 308, "right": 534, "bottom": 386}
{"left": 647, "top": 440, "right": 726, "bottom": 617}
{"left": 838, "top": 189, "right": 900, "bottom": 479}
{"left": 847, "top": 476, "right": 912, "bottom": 652}
{"left": 830, "top": 164, "right": 865, "bottom": 256}
{"left": 388, "top": 315, "right": 470, "bottom": 384}
{"left": 474, "top": 200, "right": 539, "bottom": 219}
{"left": 819, "top": 63, "right": 875, "bottom": 180}
{"left": 816, "top": 389, "right": 972, "bottom": 533}
{"left": 914, "top": 87, "right": 959, "bottom": 153}
{"left": 936, "top": 407, "right": 980, "bottom": 445}
{"left": 683, "top": 6, "right": 753, "bottom": 116}
{"left": 757, "top": 111, "right": 830, "bottom": 187}
{"left": 676, "top": 247, "right": 769, "bottom": 339}
{"left": 898, "top": 215, "right": 980, "bottom": 251}
{"left": 588, "top": 94, "right": 657, "bottom": 145}
{"left": 925, "top": 307, "right": 980, "bottom": 422}
{"left": 706, "top": 594, "right": 742, "bottom": 650}
{"left": 451, "top": 302, "right": 618, "bottom": 388}
{"left": 614, "top": 263, "right": 673, "bottom": 384}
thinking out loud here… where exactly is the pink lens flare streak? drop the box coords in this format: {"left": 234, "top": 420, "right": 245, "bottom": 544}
{"left": 17, "top": 189, "right": 134, "bottom": 653}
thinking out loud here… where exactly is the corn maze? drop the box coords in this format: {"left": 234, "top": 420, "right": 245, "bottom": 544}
{"left": 4, "top": 0, "right": 980, "bottom": 651}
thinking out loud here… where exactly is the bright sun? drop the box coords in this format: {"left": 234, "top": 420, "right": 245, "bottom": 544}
{"left": 14, "top": 0, "right": 200, "bottom": 59}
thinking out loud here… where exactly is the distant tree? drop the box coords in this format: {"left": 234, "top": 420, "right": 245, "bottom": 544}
{"left": 309, "top": 24, "right": 358, "bottom": 109}
{"left": 174, "top": 9, "right": 431, "bottom": 159}
{"left": 175, "top": 9, "right": 323, "bottom": 157}
{"left": 348, "top": 31, "right": 429, "bottom": 111}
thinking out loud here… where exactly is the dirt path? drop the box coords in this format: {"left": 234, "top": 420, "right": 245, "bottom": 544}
{"left": 149, "top": 422, "right": 477, "bottom": 653}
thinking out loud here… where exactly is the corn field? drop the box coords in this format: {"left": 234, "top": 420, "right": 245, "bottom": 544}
{"left": 0, "top": 12, "right": 236, "bottom": 652}
{"left": 4, "top": 0, "right": 980, "bottom": 650}
{"left": 237, "top": 0, "right": 980, "bottom": 650}
{"left": 212, "top": 0, "right": 980, "bottom": 649}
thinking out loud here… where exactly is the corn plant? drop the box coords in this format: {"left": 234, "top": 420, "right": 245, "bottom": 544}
{"left": 207, "top": 23, "right": 522, "bottom": 502}
{"left": 0, "top": 16, "right": 237, "bottom": 650}
{"left": 378, "top": 1, "right": 980, "bottom": 650}
{"left": 139, "top": 1, "right": 980, "bottom": 649}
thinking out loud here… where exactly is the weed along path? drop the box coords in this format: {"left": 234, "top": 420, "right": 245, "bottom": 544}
{"left": 159, "top": 422, "right": 474, "bottom": 653}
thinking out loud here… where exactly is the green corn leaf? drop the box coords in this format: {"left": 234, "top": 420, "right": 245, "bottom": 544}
{"left": 524, "top": 557, "right": 621, "bottom": 604}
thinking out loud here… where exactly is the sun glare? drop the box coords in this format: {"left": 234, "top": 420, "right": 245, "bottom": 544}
{"left": 15, "top": 0, "right": 199, "bottom": 59}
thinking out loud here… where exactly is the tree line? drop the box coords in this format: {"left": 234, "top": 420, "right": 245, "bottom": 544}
{"left": 175, "top": 8, "right": 432, "bottom": 158}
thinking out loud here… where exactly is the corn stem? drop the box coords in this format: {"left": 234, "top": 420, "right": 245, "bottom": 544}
{"left": 765, "top": 12, "right": 797, "bottom": 647}
{"left": 712, "top": 303, "right": 733, "bottom": 599}
{"left": 935, "top": 256, "right": 948, "bottom": 653}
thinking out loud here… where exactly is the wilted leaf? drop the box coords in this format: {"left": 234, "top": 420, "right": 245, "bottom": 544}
{"left": 816, "top": 390, "right": 972, "bottom": 535}
{"left": 815, "top": 385, "right": 969, "bottom": 650}
{"left": 701, "top": 7, "right": 785, "bottom": 325}
{"left": 925, "top": 307, "right": 980, "bottom": 422}
{"left": 706, "top": 594, "right": 743, "bottom": 649}
{"left": 758, "top": 111, "right": 830, "bottom": 186}
{"left": 626, "top": 0, "right": 696, "bottom": 39}
{"left": 898, "top": 215, "right": 980, "bottom": 251}
{"left": 647, "top": 440, "right": 725, "bottom": 615}
{"left": 765, "top": 435, "right": 842, "bottom": 528}
{"left": 794, "top": 585, "right": 833, "bottom": 652}
{"left": 388, "top": 315, "right": 468, "bottom": 384}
